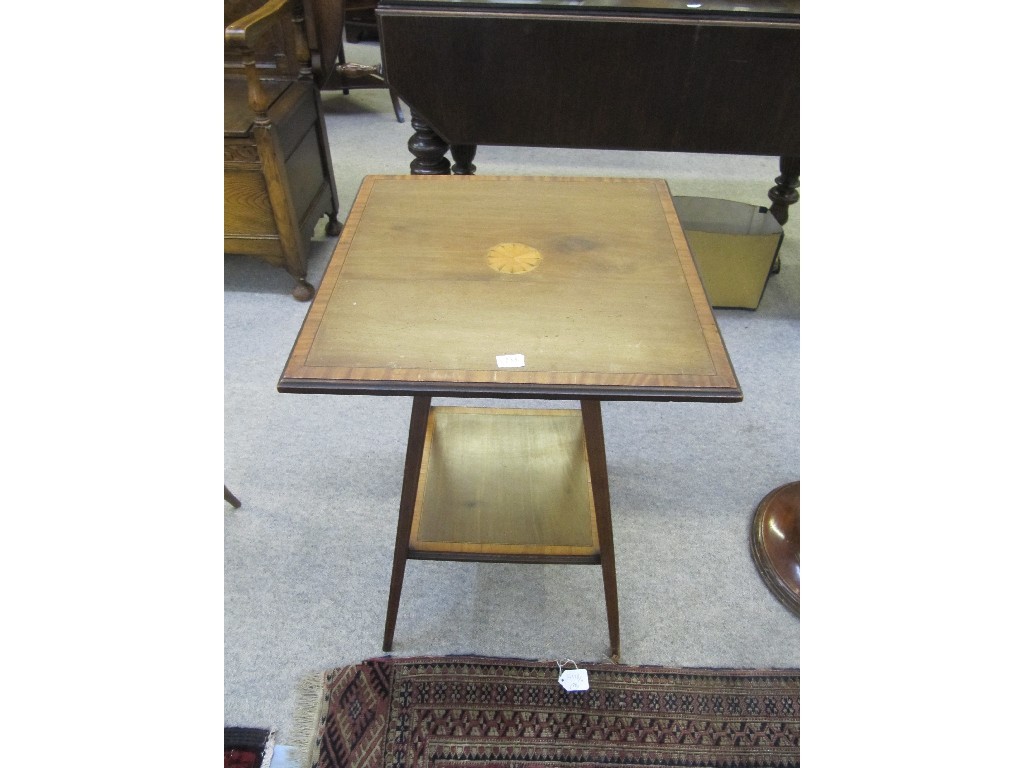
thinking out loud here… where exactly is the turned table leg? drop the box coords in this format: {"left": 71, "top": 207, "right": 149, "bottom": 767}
{"left": 408, "top": 111, "right": 451, "bottom": 175}
{"left": 451, "top": 145, "right": 477, "bottom": 175}
{"left": 768, "top": 156, "right": 800, "bottom": 226}
{"left": 406, "top": 112, "right": 477, "bottom": 175}
{"left": 767, "top": 156, "right": 800, "bottom": 273}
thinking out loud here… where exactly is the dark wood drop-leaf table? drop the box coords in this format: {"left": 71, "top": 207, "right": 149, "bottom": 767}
{"left": 376, "top": 0, "right": 800, "bottom": 230}
{"left": 278, "top": 176, "right": 741, "bottom": 661}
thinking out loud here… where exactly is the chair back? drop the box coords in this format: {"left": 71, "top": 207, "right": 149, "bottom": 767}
{"left": 225, "top": 0, "right": 303, "bottom": 81}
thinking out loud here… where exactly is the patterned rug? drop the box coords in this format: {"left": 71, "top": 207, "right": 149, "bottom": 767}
{"left": 299, "top": 656, "right": 799, "bottom": 767}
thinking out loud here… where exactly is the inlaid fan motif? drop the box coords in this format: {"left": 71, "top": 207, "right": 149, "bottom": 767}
{"left": 486, "top": 242, "right": 543, "bottom": 274}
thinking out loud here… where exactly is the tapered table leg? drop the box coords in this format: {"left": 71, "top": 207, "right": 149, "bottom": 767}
{"left": 383, "top": 394, "right": 433, "bottom": 651}
{"left": 580, "top": 399, "right": 620, "bottom": 662}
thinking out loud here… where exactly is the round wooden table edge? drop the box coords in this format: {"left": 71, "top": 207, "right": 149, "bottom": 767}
{"left": 749, "top": 480, "right": 800, "bottom": 616}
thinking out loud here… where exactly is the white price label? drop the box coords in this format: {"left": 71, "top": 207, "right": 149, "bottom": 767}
{"left": 496, "top": 354, "right": 526, "bottom": 368}
{"left": 558, "top": 668, "right": 589, "bottom": 692}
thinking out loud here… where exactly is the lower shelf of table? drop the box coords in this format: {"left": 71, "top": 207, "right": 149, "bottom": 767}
{"left": 408, "top": 406, "right": 600, "bottom": 564}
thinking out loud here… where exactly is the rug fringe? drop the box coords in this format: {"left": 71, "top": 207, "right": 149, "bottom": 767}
{"left": 260, "top": 730, "right": 276, "bottom": 768}
{"left": 292, "top": 671, "right": 326, "bottom": 768}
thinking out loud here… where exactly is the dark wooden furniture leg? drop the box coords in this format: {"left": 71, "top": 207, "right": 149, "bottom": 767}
{"left": 224, "top": 485, "right": 241, "bottom": 508}
{"left": 451, "top": 145, "right": 477, "bottom": 175}
{"left": 767, "top": 156, "right": 799, "bottom": 273}
{"left": 250, "top": 112, "right": 317, "bottom": 301}
{"left": 389, "top": 89, "right": 405, "bottom": 123}
{"left": 408, "top": 111, "right": 451, "bottom": 175}
{"left": 383, "top": 394, "right": 433, "bottom": 651}
{"left": 768, "top": 156, "right": 800, "bottom": 226}
{"left": 580, "top": 399, "right": 620, "bottom": 662}
{"left": 313, "top": 86, "right": 344, "bottom": 239}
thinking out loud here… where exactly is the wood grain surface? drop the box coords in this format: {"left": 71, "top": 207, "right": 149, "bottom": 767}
{"left": 280, "top": 175, "right": 740, "bottom": 400}
{"left": 409, "top": 407, "right": 600, "bottom": 561}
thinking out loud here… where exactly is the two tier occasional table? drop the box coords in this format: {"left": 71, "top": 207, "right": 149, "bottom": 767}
{"left": 278, "top": 175, "right": 741, "bottom": 661}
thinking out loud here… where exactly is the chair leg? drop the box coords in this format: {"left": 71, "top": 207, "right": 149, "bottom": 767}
{"left": 225, "top": 485, "right": 241, "bottom": 508}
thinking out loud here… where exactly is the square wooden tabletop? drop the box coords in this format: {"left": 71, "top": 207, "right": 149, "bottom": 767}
{"left": 278, "top": 175, "right": 740, "bottom": 401}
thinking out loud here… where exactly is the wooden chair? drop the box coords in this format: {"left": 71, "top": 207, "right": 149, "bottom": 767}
{"left": 225, "top": 0, "right": 342, "bottom": 301}
{"left": 302, "top": 0, "right": 404, "bottom": 122}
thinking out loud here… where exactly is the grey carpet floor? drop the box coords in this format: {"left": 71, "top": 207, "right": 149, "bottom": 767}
{"left": 225, "top": 41, "right": 799, "bottom": 746}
